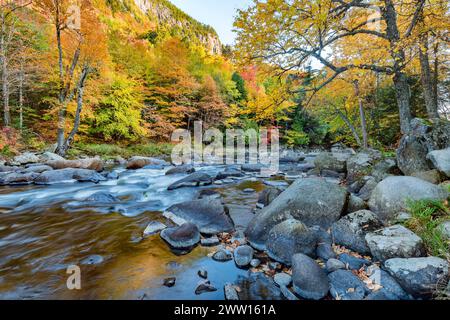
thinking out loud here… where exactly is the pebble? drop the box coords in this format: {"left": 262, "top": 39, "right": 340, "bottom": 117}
{"left": 163, "top": 277, "right": 176, "bottom": 287}
{"left": 250, "top": 259, "right": 261, "bottom": 268}
{"left": 198, "top": 268, "right": 208, "bottom": 279}
{"left": 195, "top": 280, "right": 217, "bottom": 295}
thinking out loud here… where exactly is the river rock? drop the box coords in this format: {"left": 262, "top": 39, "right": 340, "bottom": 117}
{"left": 13, "top": 152, "right": 40, "bottom": 165}
{"left": 126, "top": 156, "right": 168, "bottom": 170}
{"left": 365, "top": 225, "right": 425, "bottom": 261}
{"left": 368, "top": 176, "right": 448, "bottom": 222}
{"left": 241, "top": 163, "right": 266, "bottom": 172}
{"left": 331, "top": 210, "right": 383, "bottom": 254}
{"left": 246, "top": 178, "right": 348, "bottom": 250}
{"left": 396, "top": 118, "right": 450, "bottom": 176}
{"left": 22, "top": 165, "right": 53, "bottom": 174}
{"left": 326, "top": 259, "right": 346, "bottom": 273}
{"left": 291, "top": 253, "right": 329, "bottom": 300}
{"left": 438, "top": 221, "right": 450, "bottom": 239}
{"left": 328, "top": 269, "right": 368, "bottom": 300}
{"left": 212, "top": 249, "right": 233, "bottom": 262}
{"left": 235, "top": 272, "right": 283, "bottom": 300}
{"left": 250, "top": 259, "right": 261, "bottom": 268}
{"left": 427, "top": 148, "right": 450, "bottom": 178}
{"left": 216, "top": 168, "right": 244, "bottom": 180}
{"left": 347, "top": 194, "right": 367, "bottom": 213}
{"left": 163, "top": 277, "right": 176, "bottom": 287}
{"left": 274, "top": 273, "right": 292, "bottom": 287}
{"left": 143, "top": 221, "right": 167, "bottom": 237}
{"left": 366, "top": 267, "right": 411, "bottom": 300}
{"left": 195, "top": 280, "right": 217, "bottom": 295}
{"left": 266, "top": 219, "right": 318, "bottom": 265}
{"left": 80, "top": 254, "right": 104, "bottom": 265}
{"left": 371, "top": 158, "right": 399, "bottom": 182}
{"left": 411, "top": 169, "right": 441, "bottom": 184}
{"left": 0, "top": 172, "right": 38, "bottom": 185}
{"left": 224, "top": 283, "right": 239, "bottom": 300}
{"left": 160, "top": 223, "right": 200, "bottom": 249}
{"left": 357, "top": 176, "right": 378, "bottom": 201}
{"left": 384, "top": 256, "right": 449, "bottom": 298}
{"left": 314, "top": 152, "right": 346, "bottom": 173}
{"left": 257, "top": 187, "right": 282, "bottom": 207}
{"left": 338, "top": 253, "right": 371, "bottom": 270}
{"left": 38, "top": 151, "right": 65, "bottom": 162}
{"left": 0, "top": 165, "right": 17, "bottom": 173}
{"left": 85, "top": 192, "right": 118, "bottom": 203}
{"left": 165, "top": 164, "right": 195, "bottom": 175}
{"left": 346, "top": 150, "right": 382, "bottom": 184}
{"left": 167, "top": 172, "right": 213, "bottom": 190}
{"left": 201, "top": 236, "right": 220, "bottom": 246}
{"left": 233, "top": 245, "right": 254, "bottom": 267}
{"left": 34, "top": 168, "right": 106, "bottom": 184}
{"left": 164, "top": 198, "right": 234, "bottom": 234}
{"left": 47, "top": 158, "right": 104, "bottom": 172}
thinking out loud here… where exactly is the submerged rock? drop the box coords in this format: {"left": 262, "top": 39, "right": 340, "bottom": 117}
{"left": 163, "top": 277, "right": 176, "bottom": 287}
{"left": 235, "top": 272, "right": 283, "bottom": 300}
{"left": 164, "top": 198, "right": 234, "bottom": 235}
{"left": 212, "top": 249, "right": 233, "bottom": 262}
{"left": 143, "top": 221, "right": 167, "bottom": 237}
{"left": 195, "top": 280, "right": 217, "bottom": 295}
{"left": 246, "top": 178, "right": 348, "bottom": 250}
{"left": 85, "top": 192, "right": 118, "bottom": 203}
{"left": 80, "top": 254, "right": 104, "bottom": 265}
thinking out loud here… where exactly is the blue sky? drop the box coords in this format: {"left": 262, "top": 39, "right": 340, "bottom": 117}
{"left": 168, "top": 0, "right": 254, "bottom": 45}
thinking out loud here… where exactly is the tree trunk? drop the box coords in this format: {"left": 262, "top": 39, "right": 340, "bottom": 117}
{"left": 384, "top": 0, "right": 412, "bottom": 133}
{"left": 433, "top": 43, "right": 439, "bottom": 111}
{"left": 353, "top": 80, "right": 368, "bottom": 148}
{"left": 18, "top": 59, "right": 24, "bottom": 131}
{"left": 418, "top": 36, "right": 439, "bottom": 119}
{"left": 0, "top": 10, "right": 10, "bottom": 127}
{"left": 334, "top": 107, "right": 362, "bottom": 147}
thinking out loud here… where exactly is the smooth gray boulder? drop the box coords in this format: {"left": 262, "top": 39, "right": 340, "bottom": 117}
{"left": 357, "top": 177, "right": 378, "bottom": 201}
{"left": 126, "top": 156, "right": 168, "bottom": 170}
{"left": 34, "top": 168, "right": 106, "bottom": 184}
{"left": 365, "top": 225, "right": 425, "bottom": 261}
{"left": 368, "top": 176, "right": 448, "bottom": 222}
{"left": 167, "top": 172, "right": 213, "bottom": 190}
{"left": 411, "top": 169, "right": 441, "bottom": 184}
{"left": 346, "top": 150, "right": 382, "bottom": 184}
{"left": 292, "top": 253, "right": 329, "bottom": 300}
{"left": 266, "top": 219, "right": 318, "bottom": 265}
{"left": 328, "top": 270, "right": 368, "bottom": 300}
{"left": 233, "top": 245, "right": 254, "bottom": 268}
{"left": 314, "top": 152, "right": 346, "bottom": 173}
{"left": 164, "top": 198, "right": 234, "bottom": 235}
{"left": 22, "top": 165, "right": 53, "bottom": 174}
{"left": 366, "top": 267, "right": 411, "bottom": 300}
{"left": 47, "top": 158, "right": 104, "bottom": 172}
{"left": 427, "top": 148, "right": 450, "bottom": 178}
{"left": 246, "top": 178, "right": 348, "bottom": 250}
{"left": 38, "top": 151, "right": 65, "bottom": 162}
{"left": 331, "top": 210, "right": 383, "bottom": 255}
{"left": 160, "top": 223, "right": 200, "bottom": 249}
{"left": 165, "top": 164, "right": 195, "bottom": 175}
{"left": 384, "top": 257, "right": 449, "bottom": 298}
{"left": 347, "top": 194, "right": 367, "bottom": 213}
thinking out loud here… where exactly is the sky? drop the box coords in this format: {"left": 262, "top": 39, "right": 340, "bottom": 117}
{"left": 168, "top": 0, "right": 254, "bottom": 45}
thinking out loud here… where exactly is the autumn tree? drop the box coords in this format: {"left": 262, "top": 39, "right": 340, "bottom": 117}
{"left": 35, "top": 0, "right": 107, "bottom": 155}
{"left": 234, "top": 0, "right": 442, "bottom": 134}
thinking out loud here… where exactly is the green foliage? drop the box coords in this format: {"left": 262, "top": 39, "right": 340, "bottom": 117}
{"left": 90, "top": 75, "right": 146, "bottom": 142}
{"left": 405, "top": 199, "right": 450, "bottom": 259}
{"left": 231, "top": 72, "right": 248, "bottom": 101}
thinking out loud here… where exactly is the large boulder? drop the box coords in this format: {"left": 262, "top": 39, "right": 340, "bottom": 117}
{"left": 384, "top": 257, "right": 449, "bottom": 299}
{"left": 331, "top": 210, "right": 383, "bottom": 255}
{"left": 396, "top": 118, "right": 450, "bottom": 176}
{"left": 167, "top": 172, "right": 213, "bottom": 190}
{"left": 22, "top": 165, "right": 53, "bottom": 174}
{"left": 215, "top": 168, "right": 244, "bottom": 180}
{"left": 366, "top": 225, "right": 425, "bottom": 262}
{"left": 314, "top": 152, "right": 346, "bottom": 173}
{"left": 257, "top": 187, "right": 282, "bottom": 207}
{"left": 292, "top": 253, "right": 329, "bottom": 300}
{"left": 245, "top": 178, "right": 348, "bottom": 250}
{"left": 266, "top": 219, "right": 318, "bottom": 265}
{"left": 160, "top": 223, "right": 200, "bottom": 250}
{"left": 368, "top": 176, "right": 448, "bottom": 222}
{"left": 13, "top": 152, "right": 40, "bottom": 165}
{"left": 38, "top": 151, "right": 65, "bottom": 162}
{"left": 47, "top": 158, "right": 104, "bottom": 172}
{"left": 34, "top": 168, "right": 106, "bottom": 184}
{"left": 126, "top": 156, "right": 168, "bottom": 170}
{"left": 427, "top": 148, "right": 450, "bottom": 178}
{"left": 163, "top": 198, "right": 234, "bottom": 235}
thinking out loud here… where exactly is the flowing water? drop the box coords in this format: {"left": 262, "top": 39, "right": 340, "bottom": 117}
{"left": 0, "top": 164, "right": 277, "bottom": 300}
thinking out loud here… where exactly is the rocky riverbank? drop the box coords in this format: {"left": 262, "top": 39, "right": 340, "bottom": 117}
{"left": 0, "top": 118, "right": 449, "bottom": 300}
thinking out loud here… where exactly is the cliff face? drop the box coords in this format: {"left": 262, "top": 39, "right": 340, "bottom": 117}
{"left": 132, "top": 0, "right": 222, "bottom": 55}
